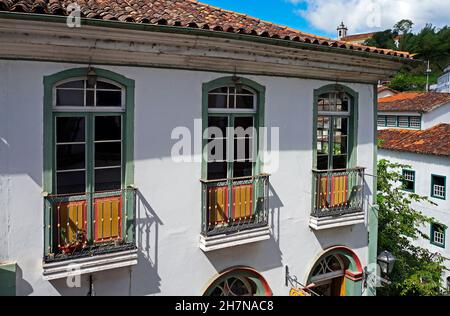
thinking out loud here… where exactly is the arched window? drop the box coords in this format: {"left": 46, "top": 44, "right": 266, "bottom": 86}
{"left": 204, "top": 268, "right": 272, "bottom": 296}
{"left": 206, "top": 84, "right": 257, "bottom": 180}
{"left": 53, "top": 78, "right": 125, "bottom": 194}
{"left": 316, "top": 91, "right": 353, "bottom": 170}
{"left": 310, "top": 254, "right": 346, "bottom": 284}
{"left": 43, "top": 68, "right": 135, "bottom": 262}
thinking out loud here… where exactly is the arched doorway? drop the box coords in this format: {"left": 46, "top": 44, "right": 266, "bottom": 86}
{"left": 204, "top": 267, "right": 272, "bottom": 296}
{"left": 306, "top": 246, "right": 363, "bottom": 296}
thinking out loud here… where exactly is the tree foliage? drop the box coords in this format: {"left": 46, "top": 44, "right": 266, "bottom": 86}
{"left": 377, "top": 159, "right": 448, "bottom": 296}
{"left": 363, "top": 20, "right": 450, "bottom": 91}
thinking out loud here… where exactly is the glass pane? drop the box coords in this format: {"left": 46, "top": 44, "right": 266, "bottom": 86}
{"left": 57, "top": 144, "right": 85, "bottom": 170}
{"left": 234, "top": 137, "right": 252, "bottom": 161}
{"left": 433, "top": 176, "right": 445, "bottom": 187}
{"left": 96, "top": 90, "right": 122, "bottom": 107}
{"left": 209, "top": 87, "right": 228, "bottom": 94}
{"left": 95, "top": 142, "right": 121, "bottom": 167}
{"left": 235, "top": 87, "right": 253, "bottom": 95}
{"left": 207, "top": 116, "right": 228, "bottom": 138}
{"left": 56, "top": 117, "right": 85, "bottom": 143}
{"left": 207, "top": 162, "right": 227, "bottom": 180}
{"left": 208, "top": 94, "right": 227, "bottom": 109}
{"left": 97, "top": 81, "right": 121, "bottom": 90}
{"left": 317, "top": 155, "right": 328, "bottom": 170}
{"left": 57, "top": 80, "right": 84, "bottom": 89}
{"left": 95, "top": 116, "right": 121, "bottom": 141}
{"left": 234, "top": 117, "right": 253, "bottom": 131}
{"left": 233, "top": 161, "right": 252, "bottom": 178}
{"left": 235, "top": 95, "right": 254, "bottom": 109}
{"left": 95, "top": 167, "right": 121, "bottom": 191}
{"left": 207, "top": 139, "right": 227, "bottom": 162}
{"left": 56, "top": 89, "right": 84, "bottom": 106}
{"left": 333, "top": 155, "right": 347, "bottom": 169}
{"left": 57, "top": 171, "right": 85, "bottom": 194}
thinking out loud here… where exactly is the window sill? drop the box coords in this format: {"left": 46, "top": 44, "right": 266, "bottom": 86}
{"left": 309, "top": 212, "right": 365, "bottom": 230}
{"left": 199, "top": 226, "right": 271, "bottom": 252}
{"left": 42, "top": 249, "right": 138, "bottom": 280}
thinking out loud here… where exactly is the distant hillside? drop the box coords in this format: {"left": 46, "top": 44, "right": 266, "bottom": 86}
{"left": 364, "top": 20, "right": 450, "bottom": 91}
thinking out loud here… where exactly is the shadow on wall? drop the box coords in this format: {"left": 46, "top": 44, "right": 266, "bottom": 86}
{"left": 15, "top": 265, "right": 33, "bottom": 296}
{"left": 204, "top": 184, "right": 284, "bottom": 275}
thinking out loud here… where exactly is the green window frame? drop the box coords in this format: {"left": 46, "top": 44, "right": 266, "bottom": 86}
{"left": 430, "top": 223, "right": 446, "bottom": 248}
{"left": 312, "top": 84, "right": 358, "bottom": 170}
{"left": 401, "top": 169, "right": 415, "bottom": 192}
{"left": 386, "top": 115, "right": 397, "bottom": 127}
{"left": 431, "top": 174, "right": 446, "bottom": 200}
{"left": 43, "top": 68, "right": 135, "bottom": 257}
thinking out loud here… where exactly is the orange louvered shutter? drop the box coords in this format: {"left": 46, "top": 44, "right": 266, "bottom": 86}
{"left": 56, "top": 200, "right": 87, "bottom": 250}
{"left": 232, "top": 184, "right": 253, "bottom": 221}
{"left": 207, "top": 186, "right": 229, "bottom": 225}
{"left": 94, "top": 196, "right": 122, "bottom": 242}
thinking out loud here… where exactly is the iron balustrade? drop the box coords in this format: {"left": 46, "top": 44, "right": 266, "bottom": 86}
{"left": 312, "top": 167, "right": 365, "bottom": 218}
{"left": 43, "top": 187, "right": 136, "bottom": 262}
{"left": 201, "top": 174, "right": 270, "bottom": 236}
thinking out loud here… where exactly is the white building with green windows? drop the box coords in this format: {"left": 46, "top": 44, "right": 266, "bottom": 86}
{"left": 379, "top": 123, "right": 450, "bottom": 290}
{"left": 0, "top": 0, "right": 411, "bottom": 296}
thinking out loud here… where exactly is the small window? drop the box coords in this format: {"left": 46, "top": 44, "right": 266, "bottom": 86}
{"left": 398, "top": 116, "right": 409, "bottom": 128}
{"left": 430, "top": 223, "right": 445, "bottom": 248}
{"left": 208, "top": 86, "right": 255, "bottom": 111}
{"left": 431, "top": 175, "right": 446, "bottom": 200}
{"left": 377, "top": 115, "right": 386, "bottom": 127}
{"left": 386, "top": 116, "right": 397, "bottom": 127}
{"left": 409, "top": 116, "right": 421, "bottom": 129}
{"left": 402, "top": 169, "right": 415, "bottom": 192}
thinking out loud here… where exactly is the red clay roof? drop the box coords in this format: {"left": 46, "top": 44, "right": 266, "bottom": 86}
{"left": 0, "top": 0, "right": 413, "bottom": 59}
{"left": 378, "top": 92, "right": 450, "bottom": 112}
{"left": 378, "top": 124, "right": 450, "bottom": 157}
{"left": 377, "top": 86, "right": 398, "bottom": 94}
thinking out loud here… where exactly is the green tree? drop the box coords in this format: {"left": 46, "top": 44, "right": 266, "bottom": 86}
{"left": 377, "top": 159, "right": 448, "bottom": 296}
{"left": 364, "top": 29, "right": 397, "bottom": 49}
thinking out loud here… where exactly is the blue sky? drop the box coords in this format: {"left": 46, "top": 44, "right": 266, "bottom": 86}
{"left": 199, "top": 0, "right": 332, "bottom": 38}
{"left": 199, "top": 0, "right": 450, "bottom": 39}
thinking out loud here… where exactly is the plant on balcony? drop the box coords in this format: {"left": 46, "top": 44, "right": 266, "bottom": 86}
{"left": 377, "top": 159, "right": 448, "bottom": 296}
{"left": 60, "top": 230, "right": 87, "bottom": 255}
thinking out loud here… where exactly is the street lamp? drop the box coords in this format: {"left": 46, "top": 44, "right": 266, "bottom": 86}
{"left": 87, "top": 67, "right": 97, "bottom": 87}
{"left": 377, "top": 250, "right": 396, "bottom": 276}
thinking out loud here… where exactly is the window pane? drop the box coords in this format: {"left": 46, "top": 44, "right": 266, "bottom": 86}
{"left": 208, "top": 94, "right": 227, "bottom": 109}
{"left": 317, "top": 155, "right": 328, "bottom": 170}
{"left": 209, "top": 87, "right": 228, "bottom": 94}
{"left": 386, "top": 116, "right": 397, "bottom": 127}
{"left": 207, "top": 116, "right": 228, "bottom": 137}
{"left": 333, "top": 155, "right": 347, "bottom": 169}
{"left": 410, "top": 116, "right": 421, "bottom": 129}
{"left": 95, "top": 168, "right": 121, "bottom": 191}
{"left": 234, "top": 117, "right": 253, "bottom": 132}
{"left": 398, "top": 116, "right": 409, "bottom": 128}
{"left": 96, "top": 90, "right": 122, "bottom": 107}
{"left": 57, "top": 171, "right": 85, "bottom": 194}
{"left": 57, "top": 144, "right": 85, "bottom": 170}
{"left": 97, "top": 81, "right": 121, "bottom": 90}
{"left": 95, "top": 116, "right": 121, "bottom": 141}
{"left": 234, "top": 137, "right": 252, "bottom": 161}
{"left": 57, "top": 80, "right": 84, "bottom": 89}
{"left": 377, "top": 116, "right": 386, "bottom": 127}
{"left": 56, "top": 89, "right": 84, "bottom": 106}
{"left": 233, "top": 161, "right": 252, "bottom": 178}
{"left": 207, "top": 139, "right": 227, "bottom": 162}
{"left": 235, "top": 87, "right": 253, "bottom": 95}
{"left": 235, "top": 95, "right": 254, "bottom": 109}
{"left": 402, "top": 170, "right": 415, "bottom": 191}
{"left": 56, "top": 117, "right": 85, "bottom": 143}
{"left": 95, "top": 142, "right": 121, "bottom": 167}
{"left": 86, "top": 90, "right": 95, "bottom": 107}
{"left": 207, "top": 162, "right": 227, "bottom": 180}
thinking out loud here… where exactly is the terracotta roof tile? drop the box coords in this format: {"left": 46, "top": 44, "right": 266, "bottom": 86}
{"left": 378, "top": 92, "right": 450, "bottom": 112}
{"left": 0, "top": 0, "right": 413, "bottom": 59}
{"left": 378, "top": 124, "right": 450, "bottom": 157}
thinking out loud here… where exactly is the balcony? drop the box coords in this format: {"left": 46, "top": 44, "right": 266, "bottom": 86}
{"left": 42, "top": 188, "right": 137, "bottom": 280}
{"left": 199, "top": 174, "right": 271, "bottom": 252}
{"left": 310, "top": 167, "right": 365, "bottom": 230}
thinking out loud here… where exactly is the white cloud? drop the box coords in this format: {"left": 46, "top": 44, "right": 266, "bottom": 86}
{"left": 291, "top": 0, "right": 450, "bottom": 36}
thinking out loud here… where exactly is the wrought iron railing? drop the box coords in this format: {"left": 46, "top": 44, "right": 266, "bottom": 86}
{"left": 312, "top": 167, "right": 365, "bottom": 218}
{"left": 43, "top": 188, "right": 136, "bottom": 263}
{"left": 200, "top": 174, "right": 270, "bottom": 236}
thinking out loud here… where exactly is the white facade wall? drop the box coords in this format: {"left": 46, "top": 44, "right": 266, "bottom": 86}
{"left": 422, "top": 103, "right": 450, "bottom": 129}
{"left": 378, "top": 149, "right": 450, "bottom": 285}
{"left": 0, "top": 60, "right": 375, "bottom": 295}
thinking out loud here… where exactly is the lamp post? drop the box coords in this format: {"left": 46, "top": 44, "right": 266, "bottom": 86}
{"left": 363, "top": 250, "right": 396, "bottom": 288}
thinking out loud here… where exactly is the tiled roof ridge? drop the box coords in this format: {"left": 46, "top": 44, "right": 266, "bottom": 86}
{"left": 0, "top": 0, "right": 413, "bottom": 59}
{"left": 378, "top": 92, "right": 450, "bottom": 112}
{"left": 378, "top": 123, "right": 450, "bottom": 157}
